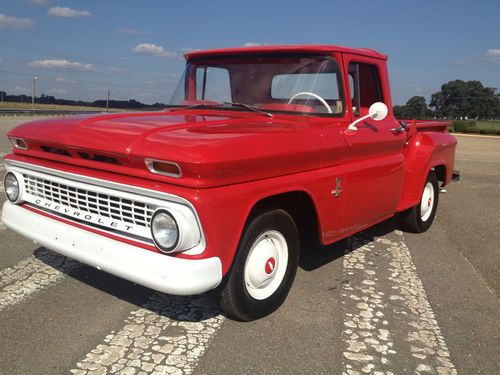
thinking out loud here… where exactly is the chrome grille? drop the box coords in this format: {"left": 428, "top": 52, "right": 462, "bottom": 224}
{"left": 23, "top": 173, "right": 157, "bottom": 228}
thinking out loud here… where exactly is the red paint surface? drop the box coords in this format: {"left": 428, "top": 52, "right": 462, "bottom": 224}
{"left": 265, "top": 258, "right": 276, "bottom": 275}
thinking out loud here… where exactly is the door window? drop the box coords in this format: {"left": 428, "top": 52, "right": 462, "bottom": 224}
{"left": 348, "top": 62, "right": 383, "bottom": 116}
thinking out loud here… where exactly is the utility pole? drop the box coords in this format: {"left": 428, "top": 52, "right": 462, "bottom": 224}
{"left": 106, "top": 90, "right": 110, "bottom": 112}
{"left": 32, "top": 75, "right": 38, "bottom": 110}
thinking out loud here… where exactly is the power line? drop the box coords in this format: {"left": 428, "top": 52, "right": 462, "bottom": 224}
{"left": 0, "top": 38, "right": 178, "bottom": 75}
{"left": 0, "top": 69, "right": 170, "bottom": 91}
{"left": 0, "top": 69, "right": 32, "bottom": 77}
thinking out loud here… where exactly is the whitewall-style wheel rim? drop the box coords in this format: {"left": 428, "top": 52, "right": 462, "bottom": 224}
{"left": 244, "top": 230, "right": 289, "bottom": 300}
{"left": 420, "top": 182, "right": 435, "bottom": 222}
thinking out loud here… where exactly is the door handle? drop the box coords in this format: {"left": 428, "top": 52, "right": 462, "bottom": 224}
{"left": 391, "top": 126, "right": 405, "bottom": 135}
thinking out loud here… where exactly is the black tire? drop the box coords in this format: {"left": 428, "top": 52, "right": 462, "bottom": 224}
{"left": 399, "top": 171, "right": 439, "bottom": 233}
{"left": 220, "top": 209, "right": 299, "bottom": 321}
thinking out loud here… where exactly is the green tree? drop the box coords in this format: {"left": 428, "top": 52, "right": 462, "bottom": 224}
{"left": 405, "top": 96, "right": 430, "bottom": 119}
{"left": 393, "top": 105, "right": 407, "bottom": 119}
{"left": 393, "top": 96, "right": 430, "bottom": 119}
{"left": 430, "top": 80, "right": 500, "bottom": 119}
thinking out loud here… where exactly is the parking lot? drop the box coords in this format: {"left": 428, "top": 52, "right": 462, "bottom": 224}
{"left": 0, "top": 117, "right": 499, "bottom": 375}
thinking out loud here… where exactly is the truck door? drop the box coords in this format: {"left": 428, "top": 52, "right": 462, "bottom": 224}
{"left": 340, "top": 55, "right": 406, "bottom": 232}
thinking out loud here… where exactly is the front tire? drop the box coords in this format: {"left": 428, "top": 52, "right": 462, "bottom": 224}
{"left": 399, "top": 171, "right": 439, "bottom": 233}
{"left": 221, "top": 209, "right": 299, "bottom": 321}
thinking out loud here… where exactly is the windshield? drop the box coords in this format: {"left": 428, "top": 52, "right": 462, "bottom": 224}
{"left": 168, "top": 55, "right": 344, "bottom": 115}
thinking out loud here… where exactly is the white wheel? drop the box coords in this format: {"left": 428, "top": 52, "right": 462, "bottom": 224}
{"left": 420, "top": 182, "right": 435, "bottom": 222}
{"left": 399, "top": 171, "right": 439, "bottom": 233}
{"left": 287, "top": 91, "right": 332, "bottom": 114}
{"left": 244, "top": 230, "right": 289, "bottom": 300}
{"left": 220, "top": 209, "right": 299, "bottom": 321}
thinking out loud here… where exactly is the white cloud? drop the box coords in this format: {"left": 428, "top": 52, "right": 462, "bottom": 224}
{"left": 412, "top": 84, "right": 423, "bottom": 93}
{"left": 484, "top": 49, "right": 500, "bottom": 63}
{"left": 118, "top": 28, "right": 149, "bottom": 36}
{"left": 28, "top": 0, "right": 51, "bottom": 5}
{"left": 48, "top": 6, "right": 92, "bottom": 18}
{"left": 485, "top": 49, "right": 500, "bottom": 57}
{"left": 180, "top": 47, "right": 200, "bottom": 53}
{"left": 243, "top": 42, "right": 262, "bottom": 47}
{"left": 28, "top": 59, "right": 95, "bottom": 71}
{"left": 10, "top": 86, "right": 29, "bottom": 94}
{"left": 132, "top": 43, "right": 177, "bottom": 58}
{"left": 456, "top": 49, "right": 500, "bottom": 65}
{"left": 0, "top": 14, "right": 35, "bottom": 29}
{"left": 108, "top": 67, "right": 127, "bottom": 74}
{"left": 47, "top": 88, "right": 67, "bottom": 95}
{"left": 55, "top": 77, "right": 75, "bottom": 83}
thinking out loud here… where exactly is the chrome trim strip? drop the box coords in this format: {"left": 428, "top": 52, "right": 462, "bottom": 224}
{"left": 4, "top": 159, "right": 206, "bottom": 255}
{"left": 5, "top": 159, "right": 188, "bottom": 205}
{"left": 9, "top": 137, "right": 28, "bottom": 150}
{"left": 27, "top": 203, "right": 155, "bottom": 246}
{"left": 145, "top": 158, "right": 182, "bottom": 178}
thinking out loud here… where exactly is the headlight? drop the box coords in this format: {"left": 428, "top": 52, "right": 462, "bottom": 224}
{"left": 4, "top": 172, "right": 21, "bottom": 203}
{"left": 151, "top": 209, "right": 179, "bottom": 252}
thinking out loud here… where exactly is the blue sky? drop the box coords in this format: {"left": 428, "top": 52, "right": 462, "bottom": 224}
{"left": 1, "top": 0, "right": 499, "bottom": 105}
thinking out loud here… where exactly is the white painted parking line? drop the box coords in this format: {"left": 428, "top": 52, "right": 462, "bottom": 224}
{"left": 0, "top": 249, "right": 79, "bottom": 311}
{"left": 0, "top": 210, "right": 5, "bottom": 231}
{"left": 341, "top": 233, "right": 457, "bottom": 375}
{"left": 71, "top": 293, "right": 225, "bottom": 374}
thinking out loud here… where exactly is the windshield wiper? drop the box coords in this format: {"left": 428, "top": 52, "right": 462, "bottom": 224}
{"left": 168, "top": 102, "right": 273, "bottom": 118}
{"left": 168, "top": 103, "right": 222, "bottom": 111}
{"left": 223, "top": 102, "right": 273, "bottom": 118}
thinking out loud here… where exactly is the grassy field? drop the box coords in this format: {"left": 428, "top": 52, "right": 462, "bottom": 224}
{"left": 0, "top": 102, "right": 127, "bottom": 112}
{"left": 475, "top": 120, "right": 500, "bottom": 130}
{"left": 452, "top": 120, "right": 500, "bottom": 135}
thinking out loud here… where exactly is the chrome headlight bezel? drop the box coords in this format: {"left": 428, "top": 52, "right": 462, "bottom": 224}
{"left": 151, "top": 209, "right": 180, "bottom": 253}
{"left": 4, "top": 171, "right": 23, "bottom": 204}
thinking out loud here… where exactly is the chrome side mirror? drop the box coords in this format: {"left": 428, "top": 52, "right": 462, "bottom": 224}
{"left": 348, "top": 102, "right": 388, "bottom": 131}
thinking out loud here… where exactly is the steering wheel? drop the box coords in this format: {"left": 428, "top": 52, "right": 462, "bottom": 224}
{"left": 287, "top": 91, "right": 332, "bottom": 114}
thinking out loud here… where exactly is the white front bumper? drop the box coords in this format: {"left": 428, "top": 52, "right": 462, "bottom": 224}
{"left": 1, "top": 202, "right": 222, "bottom": 295}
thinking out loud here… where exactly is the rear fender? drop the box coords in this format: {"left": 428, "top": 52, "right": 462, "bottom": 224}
{"left": 397, "top": 132, "right": 457, "bottom": 212}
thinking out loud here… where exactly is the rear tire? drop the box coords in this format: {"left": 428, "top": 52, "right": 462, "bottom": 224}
{"left": 399, "top": 171, "right": 439, "bottom": 233}
{"left": 221, "top": 209, "right": 299, "bottom": 321}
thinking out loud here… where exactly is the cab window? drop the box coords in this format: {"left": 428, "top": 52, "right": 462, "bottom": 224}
{"left": 195, "top": 66, "right": 231, "bottom": 102}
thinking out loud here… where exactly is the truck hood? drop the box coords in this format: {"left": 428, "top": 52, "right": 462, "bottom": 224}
{"left": 9, "top": 110, "right": 329, "bottom": 188}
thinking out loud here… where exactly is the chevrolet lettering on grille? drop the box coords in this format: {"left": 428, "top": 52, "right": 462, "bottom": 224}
{"left": 28, "top": 196, "right": 152, "bottom": 241}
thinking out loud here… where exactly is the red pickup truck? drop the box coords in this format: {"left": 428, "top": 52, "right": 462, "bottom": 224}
{"left": 2, "top": 45, "right": 458, "bottom": 321}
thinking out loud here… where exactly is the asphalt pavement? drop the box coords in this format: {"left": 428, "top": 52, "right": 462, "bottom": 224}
{"left": 0, "top": 117, "right": 498, "bottom": 375}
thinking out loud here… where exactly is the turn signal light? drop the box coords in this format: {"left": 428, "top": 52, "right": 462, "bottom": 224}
{"left": 145, "top": 158, "right": 181, "bottom": 178}
{"left": 9, "top": 137, "right": 28, "bottom": 150}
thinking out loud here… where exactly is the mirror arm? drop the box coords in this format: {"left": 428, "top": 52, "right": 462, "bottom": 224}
{"left": 346, "top": 102, "right": 388, "bottom": 132}
{"left": 347, "top": 113, "right": 374, "bottom": 131}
